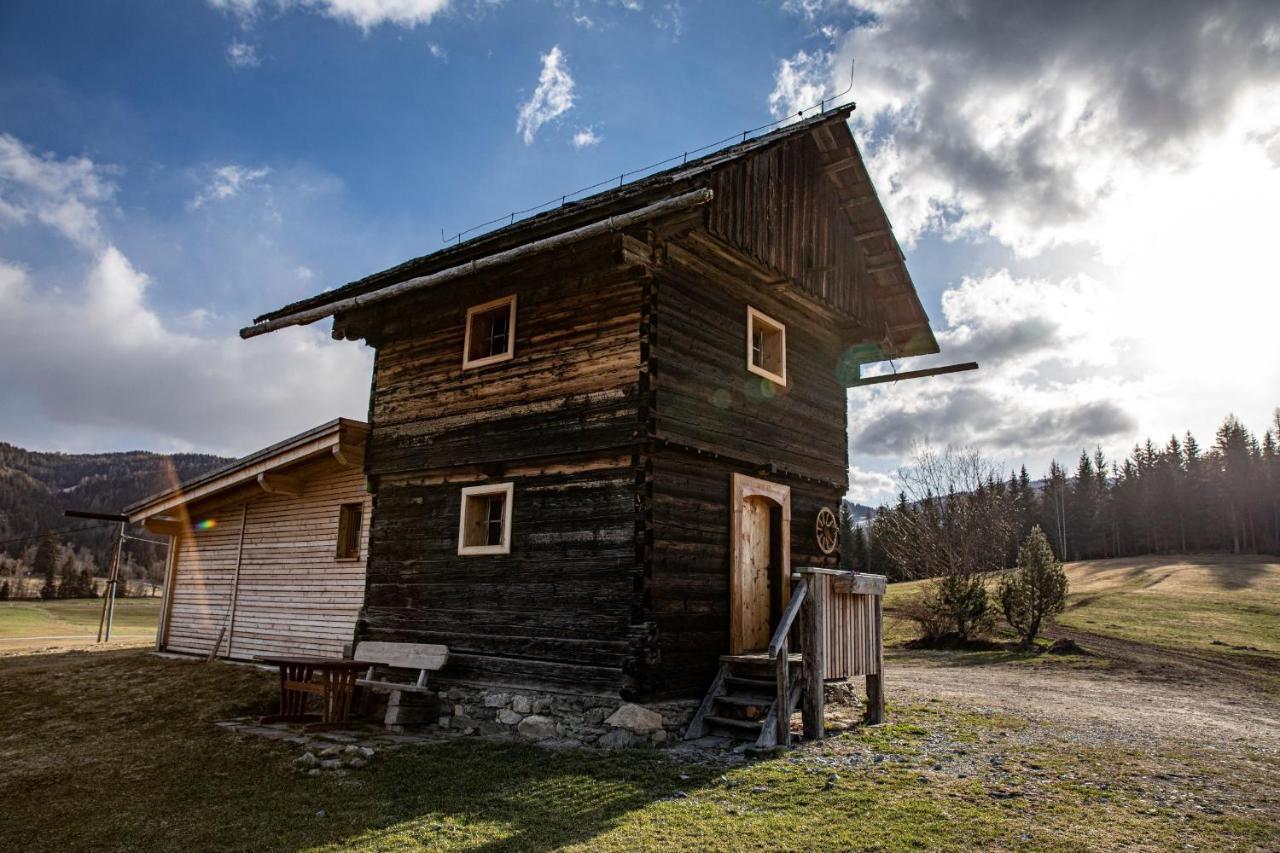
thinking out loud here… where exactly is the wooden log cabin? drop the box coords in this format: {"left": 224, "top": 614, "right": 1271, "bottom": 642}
{"left": 237, "top": 107, "right": 940, "bottom": 739}
{"left": 126, "top": 419, "right": 372, "bottom": 660}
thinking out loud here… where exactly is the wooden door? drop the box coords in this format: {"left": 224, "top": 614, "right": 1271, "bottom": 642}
{"left": 739, "top": 496, "right": 773, "bottom": 651}
{"left": 730, "top": 474, "right": 791, "bottom": 655}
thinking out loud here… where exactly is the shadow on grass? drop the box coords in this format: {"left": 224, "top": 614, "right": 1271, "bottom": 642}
{"left": 0, "top": 648, "right": 724, "bottom": 852}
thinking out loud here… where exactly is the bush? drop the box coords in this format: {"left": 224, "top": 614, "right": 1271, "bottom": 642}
{"left": 998, "top": 525, "right": 1069, "bottom": 647}
{"left": 906, "top": 573, "right": 995, "bottom": 644}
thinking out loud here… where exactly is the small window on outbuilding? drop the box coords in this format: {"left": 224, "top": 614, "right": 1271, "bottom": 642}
{"left": 463, "top": 295, "right": 517, "bottom": 369}
{"left": 746, "top": 306, "right": 786, "bottom": 385}
{"left": 336, "top": 503, "right": 363, "bottom": 560}
{"left": 457, "top": 482, "right": 514, "bottom": 555}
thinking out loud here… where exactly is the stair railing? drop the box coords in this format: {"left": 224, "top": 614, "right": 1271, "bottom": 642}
{"left": 766, "top": 577, "right": 808, "bottom": 746}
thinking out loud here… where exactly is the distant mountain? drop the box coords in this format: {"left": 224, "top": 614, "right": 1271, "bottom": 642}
{"left": 0, "top": 442, "right": 231, "bottom": 567}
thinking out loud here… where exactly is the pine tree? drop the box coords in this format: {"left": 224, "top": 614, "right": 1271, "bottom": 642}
{"left": 838, "top": 504, "right": 857, "bottom": 572}
{"left": 33, "top": 534, "right": 60, "bottom": 601}
{"left": 850, "top": 526, "right": 868, "bottom": 572}
{"left": 998, "top": 525, "right": 1069, "bottom": 647}
{"left": 0, "top": 580, "right": 9, "bottom": 601}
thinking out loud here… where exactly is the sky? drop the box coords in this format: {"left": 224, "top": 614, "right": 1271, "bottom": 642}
{"left": 1, "top": 0, "right": 1278, "bottom": 505}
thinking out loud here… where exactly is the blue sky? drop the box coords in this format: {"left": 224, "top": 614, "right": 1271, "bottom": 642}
{"left": 2, "top": 0, "right": 1278, "bottom": 503}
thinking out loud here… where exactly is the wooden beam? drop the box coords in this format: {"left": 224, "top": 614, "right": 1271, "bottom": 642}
{"left": 143, "top": 517, "right": 185, "bottom": 536}
{"left": 800, "top": 572, "right": 825, "bottom": 740}
{"left": 332, "top": 443, "right": 365, "bottom": 469}
{"left": 855, "top": 228, "right": 891, "bottom": 241}
{"left": 847, "top": 361, "right": 979, "bottom": 388}
{"left": 865, "top": 596, "right": 885, "bottom": 724}
{"left": 257, "top": 472, "right": 303, "bottom": 496}
{"left": 833, "top": 573, "right": 888, "bottom": 596}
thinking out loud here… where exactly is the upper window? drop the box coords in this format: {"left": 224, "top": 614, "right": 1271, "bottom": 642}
{"left": 336, "top": 502, "right": 363, "bottom": 560}
{"left": 457, "top": 482, "right": 514, "bottom": 556}
{"left": 746, "top": 306, "right": 787, "bottom": 385}
{"left": 463, "top": 295, "right": 517, "bottom": 369}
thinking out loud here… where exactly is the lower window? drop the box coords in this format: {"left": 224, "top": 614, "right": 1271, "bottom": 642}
{"left": 457, "top": 482, "right": 514, "bottom": 555}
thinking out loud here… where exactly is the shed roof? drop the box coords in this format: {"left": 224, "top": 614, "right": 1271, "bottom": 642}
{"left": 246, "top": 107, "right": 936, "bottom": 357}
{"left": 125, "top": 418, "right": 368, "bottom": 521}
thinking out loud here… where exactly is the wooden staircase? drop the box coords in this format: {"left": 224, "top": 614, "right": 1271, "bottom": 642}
{"left": 685, "top": 653, "right": 805, "bottom": 748}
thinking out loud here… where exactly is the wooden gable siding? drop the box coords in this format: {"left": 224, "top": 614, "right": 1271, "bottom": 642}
{"left": 363, "top": 239, "right": 647, "bottom": 477}
{"left": 162, "top": 460, "right": 370, "bottom": 660}
{"left": 707, "top": 131, "right": 873, "bottom": 324}
{"left": 647, "top": 243, "right": 849, "bottom": 485}
{"left": 359, "top": 453, "right": 643, "bottom": 696}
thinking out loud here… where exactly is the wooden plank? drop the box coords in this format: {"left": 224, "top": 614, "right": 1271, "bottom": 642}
{"left": 354, "top": 641, "right": 448, "bottom": 670}
{"left": 833, "top": 573, "right": 888, "bottom": 596}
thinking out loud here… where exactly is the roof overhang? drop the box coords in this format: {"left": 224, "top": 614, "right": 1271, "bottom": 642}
{"left": 124, "top": 418, "right": 368, "bottom": 524}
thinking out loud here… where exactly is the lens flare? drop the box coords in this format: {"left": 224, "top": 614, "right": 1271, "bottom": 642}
{"left": 195, "top": 519, "right": 217, "bottom": 531}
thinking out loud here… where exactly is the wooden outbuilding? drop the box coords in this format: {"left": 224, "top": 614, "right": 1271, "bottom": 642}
{"left": 126, "top": 419, "right": 371, "bottom": 660}
{"left": 236, "top": 107, "right": 942, "bottom": 742}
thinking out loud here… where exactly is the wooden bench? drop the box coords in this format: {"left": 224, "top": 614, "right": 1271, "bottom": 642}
{"left": 353, "top": 641, "right": 448, "bottom": 726}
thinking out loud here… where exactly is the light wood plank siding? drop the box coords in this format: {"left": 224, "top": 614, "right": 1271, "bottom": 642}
{"left": 163, "top": 460, "right": 370, "bottom": 660}
{"left": 819, "top": 574, "right": 880, "bottom": 678}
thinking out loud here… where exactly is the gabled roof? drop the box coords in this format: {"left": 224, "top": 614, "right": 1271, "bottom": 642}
{"left": 245, "top": 106, "right": 936, "bottom": 358}
{"left": 125, "top": 418, "right": 368, "bottom": 521}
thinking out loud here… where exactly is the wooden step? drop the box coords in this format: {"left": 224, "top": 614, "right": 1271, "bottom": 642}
{"left": 704, "top": 714, "right": 763, "bottom": 732}
{"left": 724, "top": 675, "right": 777, "bottom": 690}
{"left": 720, "top": 653, "right": 802, "bottom": 665}
{"left": 714, "top": 694, "right": 774, "bottom": 708}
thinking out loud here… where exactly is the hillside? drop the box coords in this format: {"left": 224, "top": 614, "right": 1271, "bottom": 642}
{"left": 0, "top": 442, "right": 231, "bottom": 566}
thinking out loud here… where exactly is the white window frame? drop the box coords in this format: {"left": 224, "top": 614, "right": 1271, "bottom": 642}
{"left": 462, "top": 294, "right": 517, "bottom": 370}
{"left": 746, "top": 306, "right": 787, "bottom": 386}
{"left": 457, "top": 482, "right": 514, "bottom": 556}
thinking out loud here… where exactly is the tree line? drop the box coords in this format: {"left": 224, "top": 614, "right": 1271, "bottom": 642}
{"left": 0, "top": 532, "right": 155, "bottom": 601}
{"left": 841, "top": 409, "right": 1280, "bottom": 583}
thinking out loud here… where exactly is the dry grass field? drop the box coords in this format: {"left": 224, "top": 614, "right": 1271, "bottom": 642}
{"left": 0, "top": 555, "right": 1275, "bottom": 851}
{"left": 0, "top": 598, "right": 159, "bottom": 654}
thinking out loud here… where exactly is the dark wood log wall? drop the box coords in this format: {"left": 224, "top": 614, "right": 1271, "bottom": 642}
{"left": 348, "top": 129, "right": 868, "bottom": 701}
{"left": 361, "top": 237, "right": 646, "bottom": 477}
{"left": 355, "top": 238, "right": 651, "bottom": 696}
{"left": 360, "top": 455, "right": 644, "bottom": 695}
{"left": 639, "top": 245, "right": 845, "bottom": 699}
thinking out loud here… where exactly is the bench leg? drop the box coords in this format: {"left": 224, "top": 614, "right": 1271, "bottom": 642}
{"left": 383, "top": 689, "right": 436, "bottom": 728}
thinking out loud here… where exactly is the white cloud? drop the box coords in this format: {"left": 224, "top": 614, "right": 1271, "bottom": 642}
{"left": 571, "top": 127, "right": 601, "bottom": 149}
{"left": 0, "top": 246, "right": 371, "bottom": 454}
{"left": 208, "top": 0, "right": 451, "bottom": 30}
{"left": 189, "top": 164, "right": 271, "bottom": 210}
{"left": 516, "top": 46, "right": 576, "bottom": 145}
{"left": 848, "top": 466, "right": 896, "bottom": 505}
{"left": 427, "top": 41, "right": 447, "bottom": 61}
{"left": 768, "top": 50, "right": 829, "bottom": 124}
{"left": 0, "top": 134, "right": 371, "bottom": 456}
{"left": 0, "top": 134, "right": 116, "bottom": 249}
{"left": 767, "top": 1, "right": 1280, "bottom": 485}
{"left": 226, "top": 40, "right": 260, "bottom": 68}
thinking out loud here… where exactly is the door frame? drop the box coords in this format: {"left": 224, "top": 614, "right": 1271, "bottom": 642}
{"left": 729, "top": 473, "right": 791, "bottom": 655}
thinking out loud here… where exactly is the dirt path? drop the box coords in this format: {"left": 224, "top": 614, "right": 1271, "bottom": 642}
{"left": 887, "top": 634, "right": 1280, "bottom": 755}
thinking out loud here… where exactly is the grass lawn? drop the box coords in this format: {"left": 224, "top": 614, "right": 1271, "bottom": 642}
{"left": 0, "top": 648, "right": 1275, "bottom": 851}
{"left": 883, "top": 554, "right": 1280, "bottom": 666}
{"left": 0, "top": 598, "right": 160, "bottom": 654}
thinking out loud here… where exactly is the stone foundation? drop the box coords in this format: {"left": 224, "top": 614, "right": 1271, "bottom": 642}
{"left": 430, "top": 686, "right": 697, "bottom": 749}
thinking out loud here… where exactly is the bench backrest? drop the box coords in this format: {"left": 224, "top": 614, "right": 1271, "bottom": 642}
{"left": 353, "top": 641, "right": 448, "bottom": 671}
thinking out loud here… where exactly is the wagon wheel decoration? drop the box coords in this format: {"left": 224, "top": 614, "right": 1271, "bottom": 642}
{"left": 815, "top": 506, "right": 839, "bottom": 555}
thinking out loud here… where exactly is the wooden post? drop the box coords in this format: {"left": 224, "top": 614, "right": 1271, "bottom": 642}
{"left": 774, "top": 637, "right": 790, "bottom": 747}
{"left": 865, "top": 593, "right": 885, "bottom": 724}
{"left": 97, "top": 521, "right": 124, "bottom": 643}
{"left": 154, "top": 533, "right": 179, "bottom": 652}
{"left": 223, "top": 503, "right": 250, "bottom": 659}
{"left": 800, "top": 570, "right": 825, "bottom": 740}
